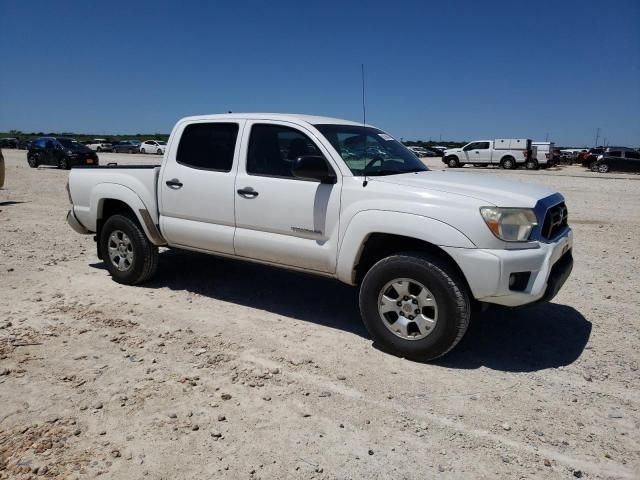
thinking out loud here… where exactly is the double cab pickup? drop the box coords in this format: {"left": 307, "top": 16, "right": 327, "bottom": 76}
{"left": 67, "top": 113, "right": 573, "bottom": 360}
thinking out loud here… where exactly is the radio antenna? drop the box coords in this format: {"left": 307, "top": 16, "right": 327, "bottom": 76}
{"left": 361, "top": 63, "right": 369, "bottom": 187}
{"left": 361, "top": 63, "right": 367, "bottom": 125}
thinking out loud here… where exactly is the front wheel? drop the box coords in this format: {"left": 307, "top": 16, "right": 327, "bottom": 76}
{"left": 58, "top": 157, "right": 70, "bottom": 170}
{"left": 128, "top": 148, "right": 134, "bottom": 154}
{"left": 156, "top": 149, "right": 163, "bottom": 155}
{"left": 100, "top": 214, "right": 159, "bottom": 285}
{"left": 446, "top": 156, "right": 460, "bottom": 168}
{"left": 359, "top": 252, "right": 470, "bottom": 361}
{"left": 141, "top": 148, "right": 146, "bottom": 154}
{"left": 27, "top": 155, "right": 39, "bottom": 168}
{"left": 597, "top": 163, "right": 610, "bottom": 173}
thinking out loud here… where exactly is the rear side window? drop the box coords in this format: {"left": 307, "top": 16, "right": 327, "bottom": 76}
{"left": 247, "top": 124, "right": 323, "bottom": 178}
{"left": 625, "top": 151, "right": 640, "bottom": 159}
{"left": 177, "top": 123, "right": 239, "bottom": 171}
{"left": 476, "top": 142, "right": 490, "bottom": 149}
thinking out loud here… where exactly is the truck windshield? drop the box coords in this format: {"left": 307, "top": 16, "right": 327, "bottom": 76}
{"left": 315, "top": 124, "right": 428, "bottom": 176}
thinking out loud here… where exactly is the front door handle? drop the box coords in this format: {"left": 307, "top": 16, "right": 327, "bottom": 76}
{"left": 166, "top": 179, "right": 183, "bottom": 189}
{"left": 237, "top": 188, "right": 259, "bottom": 198}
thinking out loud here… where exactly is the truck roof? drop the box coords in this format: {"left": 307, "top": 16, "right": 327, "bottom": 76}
{"left": 178, "top": 113, "right": 368, "bottom": 127}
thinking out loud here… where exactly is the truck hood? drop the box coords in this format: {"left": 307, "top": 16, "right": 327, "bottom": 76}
{"left": 372, "top": 171, "right": 557, "bottom": 207}
{"left": 444, "top": 148, "right": 463, "bottom": 155}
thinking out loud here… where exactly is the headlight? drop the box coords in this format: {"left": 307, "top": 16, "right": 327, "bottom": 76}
{"left": 480, "top": 207, "right": 538, "bottom": 242}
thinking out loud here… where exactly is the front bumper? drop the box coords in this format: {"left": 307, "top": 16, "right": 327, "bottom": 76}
{"left": 443, "top": 228, "right": 573, "bottom": 307}
{"left": 67, "top": 208, "right": 90, "bottom": 234}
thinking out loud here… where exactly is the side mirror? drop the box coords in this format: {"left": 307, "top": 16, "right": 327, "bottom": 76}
{"left": 291, "top": 156, "right": 336, "bottom": 184}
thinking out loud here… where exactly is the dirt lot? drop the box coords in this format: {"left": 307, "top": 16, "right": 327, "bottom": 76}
{"left": 1, "top": 149, "right": 639, "bottom": 479}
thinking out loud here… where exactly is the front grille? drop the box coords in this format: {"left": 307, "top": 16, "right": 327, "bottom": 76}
{"left": 541, "top": 202, "right": 568, "bottom": 240}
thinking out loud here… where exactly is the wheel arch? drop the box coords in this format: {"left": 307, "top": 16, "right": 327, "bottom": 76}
{"left": 90, "top": 185, "right": 166, "bottom": 247}
{"left": 336, "top": 210, "right": 476, "bottom": 286}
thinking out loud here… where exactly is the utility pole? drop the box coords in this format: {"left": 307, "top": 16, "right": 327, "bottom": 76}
{"left": 594, "top": 127, "right": 600, "bottom": 147}
{"left": 545, "top": 132, "right": 549, "bottom": 142}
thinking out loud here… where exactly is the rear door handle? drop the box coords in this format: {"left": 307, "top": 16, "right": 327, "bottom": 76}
{"left": 237, "top": 188, "right": 259, "bottom": 198}
{"left": 166, "top": 179, "right": 183, "bottom": 189}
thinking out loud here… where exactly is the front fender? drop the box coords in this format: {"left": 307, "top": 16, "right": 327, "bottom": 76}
{"left": 336, "top": 210, "right": 476, "bottom": 284}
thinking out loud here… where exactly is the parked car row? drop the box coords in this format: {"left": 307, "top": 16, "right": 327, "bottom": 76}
{"left": 0, "top": 137, "right": 31, "bottom": 149}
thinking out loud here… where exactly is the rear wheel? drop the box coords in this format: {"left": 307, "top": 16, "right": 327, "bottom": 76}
{"left": 500, "top": 156, "right": 515, "bottom": 169}
{"left": 100, "top": 214, "right": 159, "bottom": 285}
{"left": 446, "top": 156, "right": 460, "bottom": 168}
{"left": 128, "top": 148, "right": 134, "bottom": 154}
{"left": 525, "top": 159, "right": 539, "bottom": 170}
{"left": 359, "top": 252, "right": 470, "bottom": 361}
{"left": 58, "top": 157, "right": 70, "bottom": 170}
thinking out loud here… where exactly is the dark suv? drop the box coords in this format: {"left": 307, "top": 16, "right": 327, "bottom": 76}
{"left": 27, "top": 137, "right": 99, "bottom": 169}
{"left": 591, "top": 148, "right": 640, "bottom": 173}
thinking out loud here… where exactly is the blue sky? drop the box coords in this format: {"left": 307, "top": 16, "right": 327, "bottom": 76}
{"left": 1, "top": 0, "right": 638, "bottom": 146}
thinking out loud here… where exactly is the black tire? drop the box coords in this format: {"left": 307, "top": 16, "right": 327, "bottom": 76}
{"left": 525, "top": 159, "right": 538, "bottom": 170}
{"left": 58, "top": 157, "right": 70, "bottom": 170}
{"left": 156, "top": 149, "right": 163, "bottom": 155}
{"left": 97, "top": 147, "right": 102, "bottom": 152}
{"left": 141, "top": 148, "right": 146, "bottom": 154}
{"left": 27, "top": 155, "right": 39, "bottom": 168}
{"left": 128, "top": 148, "right": 134, "bottom": 154}
{"left": 359, "top": 252, "right": 470, "bottom": 361}
{"left": 99, "top": 214, "right": 159, "bottom": 285}
{"left": 446, "top": 156, "right": 460, "bottom": 168}
{"left": 500, "top": 156, "right": 515, "bottom": 169}
{"left": 597, "top": 163, "right": 609, "bottom": 173}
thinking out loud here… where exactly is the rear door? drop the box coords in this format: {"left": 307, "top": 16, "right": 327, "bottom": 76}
{"left": 622, "top": 150, "right": 640, "bottom": 171}
{"left": 233, "top": 121, "right": 341, "bottom": 273}
{"left": 159, "top": 120, "right": 245, "bottom": 254}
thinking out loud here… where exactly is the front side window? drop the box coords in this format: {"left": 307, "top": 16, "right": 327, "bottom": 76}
{"left": 247, "top": 124, "right": 323, "bottom": 178}
{"left": 608, "top": 151, "right": 622, "bottom": 158}
{"left": 315, "top": 124, "right": 427, "bottom": 176}
{"left": 177, "top": 122, "right": 239, "bottom": 171}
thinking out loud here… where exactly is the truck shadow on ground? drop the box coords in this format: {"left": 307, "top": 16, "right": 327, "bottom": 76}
{"left": 434, "top": 303, "right": 592, "bottom": 372}
{"left": 95, "top": 249, "right": 591, "bottom": 373}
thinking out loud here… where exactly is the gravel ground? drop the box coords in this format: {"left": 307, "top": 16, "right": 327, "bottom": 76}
{"left": 0, "top": 149, "right": 639, "bottom": 479}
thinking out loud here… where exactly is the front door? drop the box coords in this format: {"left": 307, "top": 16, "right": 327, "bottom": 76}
{"left": 159, "top": 120, "right": 245, "bottom": 255}
{"left": 233, "top": 121, "right": 341, "bottom": 273}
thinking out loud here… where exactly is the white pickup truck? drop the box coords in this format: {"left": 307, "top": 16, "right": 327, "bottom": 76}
{"left": 66, "top": 114, "right": 573, "bottom": 360}
{"left": 443, "top": 139, "right": 535, "bottom": 169}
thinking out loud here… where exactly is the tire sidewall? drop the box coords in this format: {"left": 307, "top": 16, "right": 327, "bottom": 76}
{"left": 598, "top": 163, "right": 609, "bottom": 173}
{"left": 359, "top": 254, "right": 468, "bottom": 360}
{"left": 447, "top": 157, "right": 459, "bottom": 168}
{"left": 501, "top": 157, "right": 514, "bottom": 169}
{"left": 100, "top": 215, "right": 148, "bottom": 284}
